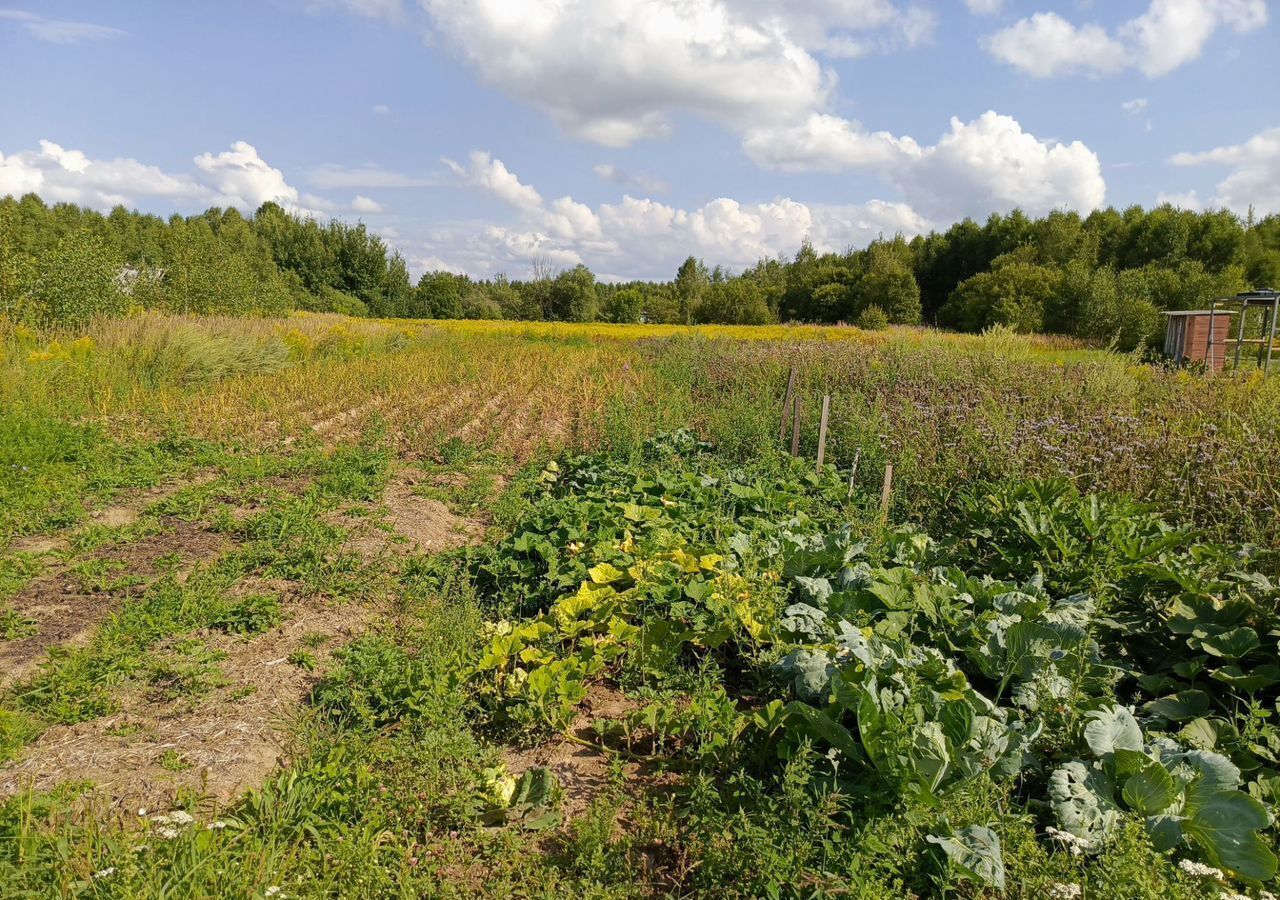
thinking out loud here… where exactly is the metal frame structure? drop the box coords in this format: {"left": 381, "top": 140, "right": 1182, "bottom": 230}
{"left": 1206, "top": 289, "right": 1280, "bottom": 376}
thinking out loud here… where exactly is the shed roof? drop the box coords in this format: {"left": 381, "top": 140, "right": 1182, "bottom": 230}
{"left": 1161, "top": 310, "right": 1233, "bottom": 317}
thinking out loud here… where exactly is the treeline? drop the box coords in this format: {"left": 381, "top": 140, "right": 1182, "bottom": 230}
{"left": 2, "top": 191, "right": 1278, "bottom": 348}
{"left": 0, "top": 196, "right": 411, "bottom": 326}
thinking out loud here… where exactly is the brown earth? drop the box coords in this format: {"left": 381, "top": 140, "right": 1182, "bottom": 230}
{"left": 0, "top": 583, "right": 375, "bottom": 814}
{"left": 0, "top": 519, "right": 230, "bottom": 691}
{"left": 503, "top": 684, "right": 643, "bottom": 821}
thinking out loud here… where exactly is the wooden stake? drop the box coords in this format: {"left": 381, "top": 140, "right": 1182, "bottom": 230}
{"left": 790, "top": 393, "right": 803, "bottom": 457}
{"left": 779, "top": 367, "right": 797, "bottom": 443}
{"left": 847, "top": 448, "right": 861, "bottom": 498}
{"left": 879, "top": 463, "right": 894, "bottom": 521}
{"left": 815, "top": 395, "right": 831, "bottom": 471}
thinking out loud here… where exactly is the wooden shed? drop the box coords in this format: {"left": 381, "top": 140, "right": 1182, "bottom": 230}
{"left": 1162, "top": 310, "right": 1232, "bottom": 372}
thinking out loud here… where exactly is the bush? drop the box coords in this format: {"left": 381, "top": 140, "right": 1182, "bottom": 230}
{"left": 856, "top": 304, "right": 890, "bottom": 330}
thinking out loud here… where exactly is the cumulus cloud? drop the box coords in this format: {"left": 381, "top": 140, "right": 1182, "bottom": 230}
{"left": 744, "top": 111, "right": 1106, "bottom": 222}
{"left": 372, "top": 104, "right": 391, "bottom": 115}
{"left": 0, "top": 139, "right": 331, "bottom": 217}
{"left": 1169, "top": 125, "right": 1280, "bottom": 214}
{"left": 1156, "top": 190, "right": 1203, "bottom": 210}
{"left": 433, "top": 148, "right": 929, "bottom": 279}
{"left": 1122, "top": 98, "right": 1149, "bottom": 114}
{"left": 419, "top": 0, "right": 931, "bottom": 147}
{"left": 984, "top": 0, "right": 1267, "bottom": 78}
{"left": 0, "top": 9, "right": 125, "bottom": 43}
{"left": 351, "top": 195, "right": 386, "bottom": 213}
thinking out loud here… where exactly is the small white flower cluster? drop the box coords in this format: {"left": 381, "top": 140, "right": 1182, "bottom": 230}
{"left": 92, "top": 867, "right": 116, "bottom": 880}
{"left": 264, "top": 888, "right": 284, "bottom": 898}
{"left": 1048, "top": 883, "right": 1082, "bottom": 900}
{"left": 1045, "top": 826, "right": 1093, "bottom": 857}
{"left": 1220, "top": 893, "right": 1251, "bottom": 900}
{"left": 147, "top": 809, "right": 194, "bottom": 840}
{"left": 1178, "top": 858, "right": 1226, "bottom": 880}
{"left": 206, "top": 820, "right": 229, "bottom": 830}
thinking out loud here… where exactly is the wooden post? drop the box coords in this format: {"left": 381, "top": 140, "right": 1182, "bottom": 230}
{"left": 1235, "top": 301, "right": 1248, "bottom": 372}
{"left": 1266, "top": 296, "right": 1278, "bottom": 376}
{"left": 779, "top": 367, "right": 797, "bottom": 443}
{"left": 1206, "top": 298, "right": 1217, "bottom": 374}
{"left": 847, "top": 448, "right": 861, "bottom": 498}
{"left": 790, "top": 393, "right": 803, "bottom": 457}
{"left": 815, "top": 395, "right": 831, "bottom": 472}
{"left": 879, "top": 463, "right": 894, "bottom": 521}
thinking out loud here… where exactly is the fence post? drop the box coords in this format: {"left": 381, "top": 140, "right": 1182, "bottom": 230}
{"left": 790, "top": 394, "right": 803, "bottom": 457}
{"left": 847, "top": 448, "right": 861, "bottom": 498}
{"left": 879, "top": 463, "right": 894, "bottom": 522}
{"left": 779, "top": 367, "right": 797, "bottom": 443}
{"left": 815, "top": 395, "right": 831, "bottom": 472}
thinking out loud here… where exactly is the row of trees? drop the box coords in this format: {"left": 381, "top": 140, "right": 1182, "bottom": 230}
{"left": 2, "top": 191, "right": 1277, "bottom": 349}
{"left": 0, "top": 195, "right": 410, "bottom": 326}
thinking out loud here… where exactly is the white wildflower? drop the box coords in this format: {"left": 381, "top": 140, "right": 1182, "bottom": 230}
{"left": 1261, "top": 892, "right": 1278, "bottom": 900}
{"left": 1045, "top": 825, "right": 1093, "bottom": 857}
{"left": 155, "top": 826, "right": 181, "bottom": 840}
{"left": 1221, "top": 893, "right": 1251, "bottom": 900}
{"left": 206, "top": 820, "right": 229, "bottom": 830}
{"left": 92, "top": 867, "right": 116, "bottom": 880}
{"left": 265, "top": 888, "right": 283, "bottom": 898}
{"left": 1048, "top": 884, "right": 1081, "bottom": 900}
{"left": 137, "top": 807, "right": 147, "bottom": 817}
{"left": 1177, "top": 858, "right": 1225, "bottom": 880}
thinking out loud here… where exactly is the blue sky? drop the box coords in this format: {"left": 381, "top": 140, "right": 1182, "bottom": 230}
{"left": 1, "top": 1, "right": 1277, "bottom": 281}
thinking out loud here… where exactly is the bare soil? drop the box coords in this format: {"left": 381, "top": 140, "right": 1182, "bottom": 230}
{"left": 0, "top": 584, "right": 375, "bottom": 814}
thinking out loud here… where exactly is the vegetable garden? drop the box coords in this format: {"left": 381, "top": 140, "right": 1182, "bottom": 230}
{"left": 2, "top": 315, "right": 1280, "bottom": 898}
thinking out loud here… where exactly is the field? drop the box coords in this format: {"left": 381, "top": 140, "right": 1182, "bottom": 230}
{"left": 3, "top": 312, "right": 1280, "bottom": 898}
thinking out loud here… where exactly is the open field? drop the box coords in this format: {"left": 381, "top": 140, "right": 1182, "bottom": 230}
{"left": 3, "top": 313, "right": 1280, "bottom": 898}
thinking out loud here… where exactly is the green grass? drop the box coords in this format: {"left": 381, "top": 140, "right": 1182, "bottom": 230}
{"left": 3, "top": 315, "right": 1280, "bottom": 898}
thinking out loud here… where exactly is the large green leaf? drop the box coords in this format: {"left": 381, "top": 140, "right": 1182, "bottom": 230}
{"left": 1122, "top": 759, "right": 1178, "bottom": 816}
{"left": 1050, "top": 760, "right": 1122, "bottom": 843}
{"left": 1199, "top": 626, "right": 1260, "bottom": 660}
{"left": 1182, "top": 791, "right": 1277, "bottom": 883}
{"left": 927, "top": 825, "right": 1006, "bottom": 890}
{"left": 1084, "top": 705, "right": 1143, "bottom": 758}
{"left": 1145, "top": 690, "right": 1211, "bottom": 723}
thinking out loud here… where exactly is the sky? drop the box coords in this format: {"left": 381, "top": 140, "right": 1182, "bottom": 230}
{"left": 1, "top": 1, "right": 1277, "bottom": 282}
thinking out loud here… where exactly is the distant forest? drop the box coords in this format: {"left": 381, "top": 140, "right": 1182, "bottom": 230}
{"left": 2, "top": 192, "right": 1278, "bottom": 349}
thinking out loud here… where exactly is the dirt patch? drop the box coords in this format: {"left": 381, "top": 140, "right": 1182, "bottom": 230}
{"left": 339, "top": 467, "right": 484, "bottom": 560}
{"left": 0, "top": 520, "right": 231, "bottom": 691}
{"left": 9, "top": 471, "right": 219, "bottom": 556}
{"left": 0, "top": 588, "right": 376, "bottom": 814}
{"left": 503, "top": 684, "right": 643, "bottom": 821}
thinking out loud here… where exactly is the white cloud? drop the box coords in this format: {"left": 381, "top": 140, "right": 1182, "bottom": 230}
{"left": 983, "top": 12, "right": 1127, "bottom": 77}
{"left": 1169, "top": 126, "right": 1280, "bottom": 214}
{"left": 1121, "top": 98, "right": 1149, "bottom": 114}
{"left": 743, "top": 113, "right": 921, "bottom": 172}
{"left": 964, "top": 0, "right": 1005, "bottom": 15}
{"left": 0, "top": 9, "right": 125, "bottom": 43}
{"left": 419, "top": 0, "right": 930, "bottom": 147}
{"left": 193, "top": 141, "right": 304, "bottom": 211}
{"left": 0, "top": 139, "right": 331, "bottom": 217}
{"left": 592, "top": 163, "right": 671, "bottom": 195}
{"left": 351, "top": 195, "right": 386, "bottom": 213}
{"left": 985, "top": 1, "right": 1267, "bottom": 78}
{"left": 744, "top": 111, "right": 1106, "bottom": 222}
{"left": 444, "top": 150, "right": 543, "bottom": 210}
{"left": 433, "top": 148, "right": 930, "bottom": 279}
{"left": 1156, "top": 190, "right": 1203, "bottom": 210}
{"left": 372, "top": 104, "right": 391, "bottom": 115}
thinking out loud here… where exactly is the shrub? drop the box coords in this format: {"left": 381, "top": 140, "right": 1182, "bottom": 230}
{"left": 856, "top": 304, "right": 890, "bottom": 330}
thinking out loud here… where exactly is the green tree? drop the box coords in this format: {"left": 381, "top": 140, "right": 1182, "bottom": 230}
{"left": 546, "top": 265, "right": 598, "bottom": 322}
{"left": 940, "top": 262, "right": 1062, "bottom": 333}
{"left": 673, "top": 256, "right": 709, "bottom": 325}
